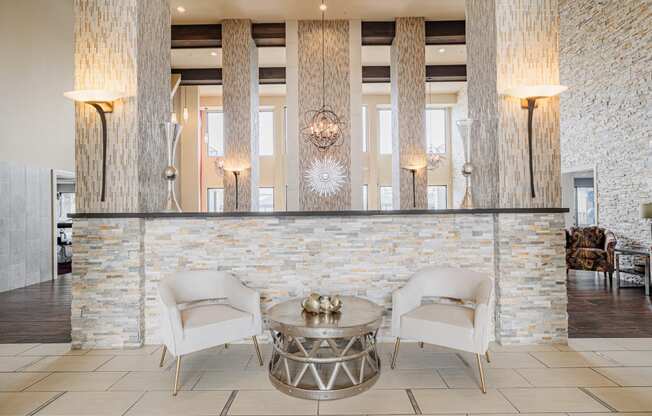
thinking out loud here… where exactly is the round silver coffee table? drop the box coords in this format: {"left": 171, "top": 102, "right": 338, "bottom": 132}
{"left": 267, "top": 296, "right": 383, "bottom": 400}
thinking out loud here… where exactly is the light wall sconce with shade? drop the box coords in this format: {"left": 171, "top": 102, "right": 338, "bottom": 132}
{"left": 401, "top": 163, "right": 427, "bottom": 208}
{"left": 64, "top": 89, "right": 124, "bottom": 202}
{"left": 641, "top": 203, "right": 652, "bottom": 240}
{"left": 503, "top": 84, "right": 568, "bottom": 199}
{"left": 221, "top": 163, "right": 250, "bottom": 210}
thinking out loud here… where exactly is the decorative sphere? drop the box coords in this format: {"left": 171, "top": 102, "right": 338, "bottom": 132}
{"left": 302, "top": 106, "right": 344, "bottom": 151}
{"left": 462, "top": 162, "right": 474, "bottom": 176}
{"left": 164, "top": 166, "right": 177, "bottom": 180}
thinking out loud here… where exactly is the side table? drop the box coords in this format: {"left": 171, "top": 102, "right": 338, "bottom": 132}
{"left": 614, "top": 247, "right": 651, "bottom": 296}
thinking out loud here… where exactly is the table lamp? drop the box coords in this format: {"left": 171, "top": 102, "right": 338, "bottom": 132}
{"left": 641, "top": 203, "right": 652, "bottom": 240}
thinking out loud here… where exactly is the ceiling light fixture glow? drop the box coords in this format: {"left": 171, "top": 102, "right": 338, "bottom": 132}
{"left": 438, "top": 48, "right": 445, "bottom": 53}
{"left": 210, "top": 51, "right": 217, "bottom": 56}
{"left": 319, "top": 3, "right": 327, "bottom": 11}
{"left": 176, "top": 6, "right": 186, "bottom": 13}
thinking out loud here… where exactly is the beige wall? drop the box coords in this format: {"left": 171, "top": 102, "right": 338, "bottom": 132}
{"left": 176, "top": 86, "right": 201, "bottom": 211}
{"left": 0, "top": 0, "right": 74, "bottom": 171}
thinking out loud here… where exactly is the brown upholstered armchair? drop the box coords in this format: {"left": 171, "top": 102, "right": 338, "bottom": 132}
{"left": 566, "top": 226, "right": 617, "bottom": 279}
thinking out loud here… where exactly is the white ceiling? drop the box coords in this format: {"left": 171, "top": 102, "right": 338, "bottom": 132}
{"left": 170, "top": 0, "right": 465, "bottom": 24}
{"left": 171, "top": 45, "right": 465, "bottom": 68}
{"left": 199, "top": 81, "right": 465, "bottom": 97}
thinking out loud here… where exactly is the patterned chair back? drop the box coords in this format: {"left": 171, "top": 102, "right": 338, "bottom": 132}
{"left": 569, "top": 226, "right": 606, "bottom": 249}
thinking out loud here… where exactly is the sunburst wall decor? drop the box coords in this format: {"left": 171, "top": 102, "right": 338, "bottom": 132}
{"left": 305, "top": 156, "right": 345, "bottom": 197}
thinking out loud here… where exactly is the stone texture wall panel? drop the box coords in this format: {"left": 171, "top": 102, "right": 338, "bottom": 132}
{"left": 559, "top": 0, "right": 651, "bottom": 248}
{"left": 298, "top": 20, "right": 351, "bottom": 210}
{"left": 73, "top": 0, "right": 170, "bottom": 213}
{"left": 466, "top": 0, "right": 562, "bottom": 209}
{"left": 391, "top": 17, "right": 427, "bottom": 210}
{"left": 71, "top": 218, "right": 145, "bottom": 349}
{"left": 69, "top": 213, "right": 568, "bottom": 348}
{"left": 222, "top": 20, "right": 259, "bottom": 212}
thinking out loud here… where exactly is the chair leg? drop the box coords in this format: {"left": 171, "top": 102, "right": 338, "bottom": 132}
{"left": 173, "top": 356, "right": 181, "bottom": 396}
{"left": 391, "top": 338, "right": 400, "bottom": 370}
{"left": 252, "top": 336, "right": 264, "bottom": 366}
{"left": 418, "top": 342, "right": 424, "bottom": 349}
{"left": 476, "top": 353, "right": 487, "bottom": 394}
{"left": 159, "top": 345, "right": 167, "bottom": 368}
{"left": 485, "top": 350, "right": 491, "bottom": 363}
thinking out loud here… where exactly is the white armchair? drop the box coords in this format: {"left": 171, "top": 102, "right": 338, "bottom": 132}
{"left": 391, "top": 266, "right": 494, "bottom": 392}
{"left": 158, "top": 270, "right": 263, "bottom": 395}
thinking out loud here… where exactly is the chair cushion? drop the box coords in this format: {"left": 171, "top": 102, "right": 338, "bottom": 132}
{"left": 400, "top": 303, "right": 475, "bottom": 352}
{"left": 181, "top": 304, "right": 252, "bottom": 332}
{"left": 566, "top": 247, "right": 609, "bottom": 272}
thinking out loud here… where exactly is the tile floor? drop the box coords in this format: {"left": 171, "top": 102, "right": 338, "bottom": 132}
{"left": 2, "top": 339, "right": 652, "bottom": 415}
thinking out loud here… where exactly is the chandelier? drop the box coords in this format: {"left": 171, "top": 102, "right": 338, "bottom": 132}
{"left": 427, "top": 146, "right": 447, "bottom": 170}
{"left": 301, "top": 0, "right": 344, "bottom": 152}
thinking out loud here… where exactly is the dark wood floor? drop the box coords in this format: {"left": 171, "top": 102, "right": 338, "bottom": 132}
{"left": 568, "top": 270, "right": 652, "bottom": 338}
{"left": 0, "top": 275, "right": 71, "bottom": 343}
{"left": 0, "top": 270, "right": 651, "bottom": 343}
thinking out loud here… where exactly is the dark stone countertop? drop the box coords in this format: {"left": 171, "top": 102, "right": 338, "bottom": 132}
{"left": 70, "top": 207, "right": 569, "bottom": 219}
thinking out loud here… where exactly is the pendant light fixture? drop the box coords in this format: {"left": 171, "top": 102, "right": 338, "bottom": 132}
{"left": 182, "top": 87, "right": 189, "bottom": 122}
{"left": 301, "top": 0, "right": 344, "bottom": 152}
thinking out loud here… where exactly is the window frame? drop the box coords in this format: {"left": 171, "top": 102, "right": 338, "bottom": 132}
{"left": 207, "top": 187, "right": 224, "bottom": 213}
{"left": 258, "top": 108, "right": 275, "bottom": 156}
{"left": 427, "top": 185, "right": 448, "bottom": 210}
{"left": 379, "top": 186, "right": 393, "bottom": 211}
{"left": 258, "top": 187, "right": 275, "bottom": 212}
{"left": 425, "top": 107, "right": 448, "bottom": 154}
{"left": 378, "top": 108, "right": 393, "bottom": 155}
{"left": 206, "top": 110, "right": 224, "bottom": 157}
{"left": 361, "top": 105, "right": 368, "bottom": 153}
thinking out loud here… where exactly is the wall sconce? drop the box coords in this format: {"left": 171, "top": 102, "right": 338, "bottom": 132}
{"left": 222, "top": 165, "right": 249, "bottom": 210}
{"left": 503, "top": 85, "right": 568, "bottom": 199}
{"left": 401, "top": 164, "right": 426, "bottom": 208}
{"left": 64, "top": 89, "right": 124, "bottom": 202}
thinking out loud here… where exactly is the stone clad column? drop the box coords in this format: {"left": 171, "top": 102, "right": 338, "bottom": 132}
{"left": 298, "top": 20, "right": 351, "bottom": 211}
{"left": 466, "top": 0, "right": 561, "bottom": 208}
{"left": 71, "top": 0, "right": 169, "bottom": 348}
{"left": 73, "top": 0, "right": 170, "bottom": 213}
{"left": 390, "top": 17, "right": 426, "bottom": 209}
{"left": 222, "top": 20, "right": 259, "bottom": 212}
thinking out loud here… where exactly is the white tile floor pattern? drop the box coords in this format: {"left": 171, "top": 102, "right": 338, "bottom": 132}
{"left": 1, "top": 339, "right": 652, "bottom": 415}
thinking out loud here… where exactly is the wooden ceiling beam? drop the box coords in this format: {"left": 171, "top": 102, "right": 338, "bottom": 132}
{"left": 172, "top": 65, "right": 466, "bottom": 85}
{"left": 171, "top": 20, "right": 465, "bottom": 49}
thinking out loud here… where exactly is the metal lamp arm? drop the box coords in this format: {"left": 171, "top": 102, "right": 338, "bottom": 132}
{"left": 88, "top": 103, "right": 108, "bottom": 202}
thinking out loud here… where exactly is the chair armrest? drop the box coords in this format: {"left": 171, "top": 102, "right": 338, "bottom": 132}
{"left": 604, "top": 231, "right": 617, "bottom": 269}
{"left": 565, "top": 229, "right": 571, "bottom": 249}
{"left": 473, "top": 279, "right": 493, "bottom": 353}
{"left": 391, "top": 283, "right": 422, "bottom": 337}
{"left": 227, "top": 278, "right": 262, "bottom": 334}
{"left": 158, "top": 284, "right": 183, "bottom": 348}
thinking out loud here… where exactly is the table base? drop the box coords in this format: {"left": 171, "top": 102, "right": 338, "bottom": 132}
{"left": 268, "top": 330, "right": 381, "bottom": 400}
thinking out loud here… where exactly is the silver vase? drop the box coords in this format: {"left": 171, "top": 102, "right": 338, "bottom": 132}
{"left": 162, "top": 121, "right": 183, "bottom": 212}
{"left": 456, "top": 119, "right": 475, "bottom": 209}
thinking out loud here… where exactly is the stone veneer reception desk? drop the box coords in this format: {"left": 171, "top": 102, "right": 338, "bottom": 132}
{"left": 70, "top": 209, "right": 568, "bottom": 349}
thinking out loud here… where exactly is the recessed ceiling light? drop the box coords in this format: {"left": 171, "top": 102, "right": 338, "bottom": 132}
{"left": 176, "top": 6, "right": 186, "bottom": 13}
{"left": 438, "top": 48, "right": 446, "bottom": 53}
{"left": 319, "top": 3, "right": 327, "bottom": 11}
{"left": 210, "top": 51, "right": 217, "bottom": 56}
